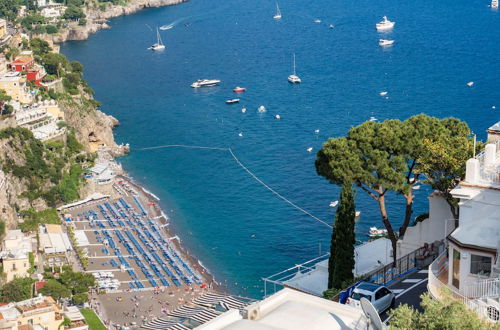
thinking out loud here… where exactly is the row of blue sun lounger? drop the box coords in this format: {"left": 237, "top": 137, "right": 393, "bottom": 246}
{"left": 89, "top": 197, "right": 200, "bottom": 288}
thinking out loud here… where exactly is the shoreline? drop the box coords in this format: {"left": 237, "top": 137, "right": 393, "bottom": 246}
{"left": 49, "top": 0, "right": 187, "bottom": 43}
{"left": 122, "top": 174, "right": 225, "bottom": 293}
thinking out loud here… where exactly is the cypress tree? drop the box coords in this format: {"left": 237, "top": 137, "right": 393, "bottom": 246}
{"left": 328, "top": 184, "right": 356, "bottom": 289}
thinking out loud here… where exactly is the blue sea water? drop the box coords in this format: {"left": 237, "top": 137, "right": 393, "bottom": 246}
{"left": 60, "top": 0, "right": 499, "bottom": 298}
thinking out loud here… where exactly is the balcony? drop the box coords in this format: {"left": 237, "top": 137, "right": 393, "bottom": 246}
{"left": 428, "top": 251, "right": 500, "bottom": 323}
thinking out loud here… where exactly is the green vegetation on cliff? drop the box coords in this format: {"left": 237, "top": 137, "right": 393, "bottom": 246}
{"left": 0, "top": 127, "right": 93, "bottom": 208}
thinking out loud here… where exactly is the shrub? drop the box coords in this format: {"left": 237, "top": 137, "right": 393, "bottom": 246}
{"left": 45, "top": 25, "right": 59, "bottom": 34}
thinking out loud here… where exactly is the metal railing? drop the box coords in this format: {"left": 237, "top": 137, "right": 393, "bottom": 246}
{"left": 476, "top": 140, "right": 500, "bottom": 184}
{"left": 262, "top": 253, "right": 330, "bottom": 297}
{"left": 463, "top": 277, "right": 500, "bottom": 299}
{"left": 365, "top": 246, "right": 427, "bottom": 285}
{"left": 428, "top": 251, "right": 500, "bottom": 323}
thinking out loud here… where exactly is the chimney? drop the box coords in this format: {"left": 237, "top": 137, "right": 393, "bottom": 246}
{"left": 465, "top": 158, "right": 480, "bottom": 184}
{"left": 484, "top": 143, "right": 496, "bottom": 166}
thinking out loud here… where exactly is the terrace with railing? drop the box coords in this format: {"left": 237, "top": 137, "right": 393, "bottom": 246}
{"left": 428, "top": 250, "right": 500, "bottom": 323}
{"left": 474, "top": 140, "right": 500, "bottom": 186}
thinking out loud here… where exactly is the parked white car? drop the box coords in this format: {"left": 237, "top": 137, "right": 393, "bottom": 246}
{"left": 347, "top": 282, "right": 395, "bottom": 314}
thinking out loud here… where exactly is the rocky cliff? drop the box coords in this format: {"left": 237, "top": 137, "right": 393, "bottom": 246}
{"left": 51, "top": 0, "right": 186, "bottom": 42}
{"left": 59, "top": 96, "right": 125, "bottom": 156}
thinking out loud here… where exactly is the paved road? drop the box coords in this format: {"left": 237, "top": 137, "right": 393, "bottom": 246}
{"left": 381, "top": 269, "right": 429, "bottom": 321}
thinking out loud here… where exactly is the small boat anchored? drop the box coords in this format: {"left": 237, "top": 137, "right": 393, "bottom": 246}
{"left": 490, "top": 0, "right": 498, "bottom": 8}
{"left": 288, "top": 53, "right": 301, "bottom": 84}
{"left": 149, "top": 28, "right": 165, "bottom": 51}
{"left": 258, "top": 105, "right": 266, "bottom": 112}
{"left": 376, "top": 16, "right": 395, "bottom": 31}
{"left": 191, "top": 79, "right": 221, "bottom": 88}
{"left": 369, "top": 227, "right": 388, "bottom": 238}
{"left": 273, "top": 2, "right": 282, "bottom": 19}
{"left": 379, "top": 39, "right": 394, "bottom": 47}
{"left": 314, "top": 19, "right": 321, "bottom": 23}
{"left": 225, "top": 98, "right": 240, "bottom": 104}
{"left": 233, "top": 86, "right": 246, "bottom": 93}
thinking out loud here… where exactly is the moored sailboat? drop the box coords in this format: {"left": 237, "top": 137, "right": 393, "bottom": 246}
{"left": 288, "top": 54, "right": 301, "bottom": 84}
{"left": 149, "top": 28, "right": 165, "bottom": 51}
{"left": 273, "top": 2, "right": 282, "bottom": 19}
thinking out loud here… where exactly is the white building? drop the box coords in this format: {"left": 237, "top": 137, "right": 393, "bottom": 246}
{"left": 428, "top": 122, "right": 500, "bottom": 323}
{"left": 15, "top": 103, "right": 66, "bottom": 141}
{"left": 38, "top": 224, "right": 73, "bottom": 254}
{"left": 196, "top": 288, "right": 368, "bottom": 330}
{"left": 264, "top": 239, "right": 393, "bottom": 297}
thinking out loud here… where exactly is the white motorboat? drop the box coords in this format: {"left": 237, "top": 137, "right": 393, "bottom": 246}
{"left": 369, "top": 116, "right": 378, "bottom": 122}
{"left": 329, "top": 201, "right": 338, "bottom": 207}
{"left": 288, "top": 53, "right": 301, "bottom": 83}
{"left": 467, "top": 81, "right": 474, "bottom": 87}
{"left": 369, "top": 227, "right": 388, "bottom": 238}
{"left": 191, "top": 79, "right": 221, "bottom": 88}
{"left": 225, "top": 98, "right": 240, "bottom": 104}
{"left": 307, "top": 147, "right": 313, "bottom": 152}
{"left": 379, "top": 91, "right": 388, "bottom": 96}
{"left": 376, "top": 16, "right": 395, "bottom": 31}
{"left": 314, "top": 19, "right": 321, "bottom": 23}
{"left": 379, "top": 39, "right": 394, "bottom": 46}
{"left": 241, "top": 107, "right": 247, "bottom": 113}
{"left": 412, "top": 185, "right": 421, "bottom": 190}
{"left": 329, "top": 24, "right": 335, "bottom": 29}
{"left": 149, "top": 28, "right": 165, "bottom": 51}
{"left": 258, "top": 105, "right": 266, "bottom": 112}
{"left": 275, "top": 114, "right": 281, "bottom": 120}
{"left": 491, "top": 0, "right": 498, "bottom": 8}
{"left": 314, "top": 129, "right": 320, "bottom": 133}
{"left": 273, "top": 2, "right": 282, "bottom": 19}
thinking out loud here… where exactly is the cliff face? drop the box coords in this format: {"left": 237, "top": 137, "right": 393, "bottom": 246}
{"left": 59, "top": 96, "right": 126, "bottom": 156}
{"left": 51, "top": 0, "right": 186, "bottom": 42}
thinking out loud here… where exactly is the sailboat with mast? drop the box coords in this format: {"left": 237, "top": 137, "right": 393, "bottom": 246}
{"left": 288, "top": 53, "right": 301, "bottom": 83}
{"left": 149, "top": 28, "right": 165, "bottom": 51}
{"left": 273, "top": 2, "right": 282, "bottom": 20}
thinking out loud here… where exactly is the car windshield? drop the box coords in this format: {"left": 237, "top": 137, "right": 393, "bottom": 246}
{"left": 352, "top": 292, "right": 371, "bottom": 301}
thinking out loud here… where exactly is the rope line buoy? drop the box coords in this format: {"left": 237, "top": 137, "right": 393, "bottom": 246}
{"left": 138, "top": 144, "right": 332, "bottom": 229}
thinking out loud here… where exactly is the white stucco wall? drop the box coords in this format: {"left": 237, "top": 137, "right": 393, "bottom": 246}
{"left": 397, "top": 194, "right": 455, "bottom": 256}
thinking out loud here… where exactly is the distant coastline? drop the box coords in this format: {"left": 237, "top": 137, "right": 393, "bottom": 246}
{"left": 50, "top": 0, "right": 186, "bottom": 43}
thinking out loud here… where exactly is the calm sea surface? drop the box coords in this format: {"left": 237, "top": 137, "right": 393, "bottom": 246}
{"left": 61, "top": 0, "right": 499, "bottom": 297}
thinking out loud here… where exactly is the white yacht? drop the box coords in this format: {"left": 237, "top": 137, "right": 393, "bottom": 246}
{"left": 273, "top": 2, "right": 282, "bottom": 19}
{"left": 288, "top": 53, "right": 301, "bottom": 84}
{"left": 149, "top": 28, "right": 165, "bottom": 51}
{"left": 190, "top": 79, "right": 221, "bottom": 88}
{"left": 491, "top": 0, "right": 498, "bottom": 8}
{"left": 369, "top": 227, "right": 388, "bottom": 238}
{"left": 379, "top": 39, "right": 394, "bottom": 46}
{"left": 314, "top": 19, "right": 321, "bottom": 23}
{"left": 376, "top": 16, "right": 395, "bottom": 31}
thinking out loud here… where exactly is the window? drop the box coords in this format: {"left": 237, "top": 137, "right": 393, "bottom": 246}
{"left": 452, "top": 249, "right": 460, "bottom": 288}
{"left": 375, "top": 288, "right": 389, "bottom": 300}
{"left": 352, "top": 292, "right": 371, "bottom": 301}
{"left": 470, "top": 255, "right": 491, "bottom": 276}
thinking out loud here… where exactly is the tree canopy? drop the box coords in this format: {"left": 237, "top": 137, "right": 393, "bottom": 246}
{"left": 0, "top": 277, "right": 34, "bottom": 302}
{"left": 0, "top": 0, "right": 18, "bottom": 21}
{"left": 39, "top": 279, "right": 71, "bottom": 300}
{"left": 30, "top": 38, "right": 52, "bottom": 57}
{"left": 62, "top": 5, "right": 85, "bottom": 20}
{"left": 389, "top": 292, "right": 500, "bottom": 329}
{"left": 316, "top": 114, "right": 475, "bottom": 260}
{"left": 41, "top": 53, "right": 70, "bottom": 76}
